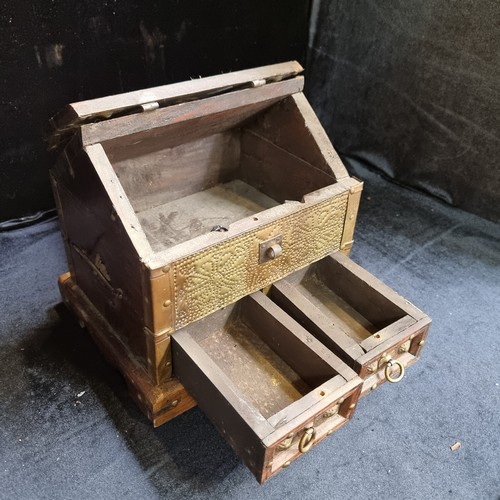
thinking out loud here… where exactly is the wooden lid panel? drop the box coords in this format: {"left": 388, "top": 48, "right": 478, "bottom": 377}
{"left": 49, "top": 61, "right": 304, "bottom": 144}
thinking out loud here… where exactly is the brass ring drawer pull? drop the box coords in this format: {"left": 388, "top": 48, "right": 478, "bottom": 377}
{"left": 298, "top": 427, "right": 316, "bottom": 453}
{"left": 384, "top": 358, "right": 405, "bottom": 383}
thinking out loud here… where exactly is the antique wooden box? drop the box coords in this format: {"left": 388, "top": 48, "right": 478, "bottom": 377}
{"left": 51, "top": 61, "right": 430, "bottom": 483}
{"left": 50, "top": 61, "right": 362, "bottom": 422}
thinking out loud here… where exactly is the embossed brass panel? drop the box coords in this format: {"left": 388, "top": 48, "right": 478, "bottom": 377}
{"left": 172, "top": 191, "right": 349, "bottom": 329}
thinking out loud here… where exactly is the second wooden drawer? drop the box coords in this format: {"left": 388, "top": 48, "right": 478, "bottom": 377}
{"left": 268, "top": 252, "right": 431, "bottom": 395}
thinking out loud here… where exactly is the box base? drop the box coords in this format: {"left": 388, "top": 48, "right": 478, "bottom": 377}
{"left": 58, "top": 272, "right": 196, "bottom": 427}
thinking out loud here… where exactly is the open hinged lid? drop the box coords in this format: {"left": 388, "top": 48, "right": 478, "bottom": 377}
{"left": 48, "top": 61, "right": 304, "bottom": 150}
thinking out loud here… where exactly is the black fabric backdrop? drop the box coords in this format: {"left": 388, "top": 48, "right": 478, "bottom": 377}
{"left": 306, "top": 0, "right": 500, "bottom": 222}
{"left": 2, "top": 2, "right": 499, "bottom": 222}
{"left": 0, "top": 0, "right": 308, "bottom": 222}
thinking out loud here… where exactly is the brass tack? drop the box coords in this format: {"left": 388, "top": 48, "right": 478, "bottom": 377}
{"left": 282, "top": 460, "right": 291, "bottom": 468}
{"left": 349, "top": 403, "right": 356, "bottom": 410}
{"left": 338, "top": 398, "right": 345, "bottom": 405}
{"left": 163, "top": 299, "right": 171, "bottom": 307}
{"left": 371, "top": 384, "right": 378, "bottom": 391}
{"left": 419, "top": 340, "right": 425, "bottom": 347}
{"left": 327, "top": 429, "right": 334, "bottom": 436}
{"left": 398, "top": 345, "right": 408, "bottom": 353}
{"left": 162, "top": 266, "right": 170, "bottom": 274}
{"left": 366, "top": 366, "right": 374, "bottom": 373}
{"left": 166, "top": 361, "right": 171, "bottom": 367}
{"left": 78, "top": 320, "right": 85, "bottom": 329}
{"left": 170, "top": 399, "right": 179, "bottom": 407}
{"left": 410, "top": 334, "right": 415, "bottom": 340}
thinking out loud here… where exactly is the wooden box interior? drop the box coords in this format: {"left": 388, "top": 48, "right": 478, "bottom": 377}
{"left": 100, "top": 96, "right": 337, "bottom": 253}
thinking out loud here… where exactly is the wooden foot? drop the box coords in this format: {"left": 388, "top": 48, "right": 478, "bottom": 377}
{"left": 58, "top": 272, "right": 196, "bottom": 426}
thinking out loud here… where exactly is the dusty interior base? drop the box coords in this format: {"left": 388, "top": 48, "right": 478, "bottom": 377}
{"left": 137, "top": 179, "right": 279, "bottom": 252}
{"left": 198, "top": 318, "right": 311, "bottom": 418}
{"left": 57, "top": 272, "right": 196, "bottom": 427}
{"left": 298, "top": 272, "right": 376, "bottom": 343}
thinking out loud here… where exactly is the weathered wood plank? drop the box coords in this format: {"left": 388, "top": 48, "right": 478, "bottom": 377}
{"left": 248, "top": 292, "right": 360, "bottom": 381}
{"left": 240, "top": 129, "right": 335, "bottom": 203}
{"left": 80, "top": 78, "right": 304, "bottom": 147}
{"left": 326, "top": 252, "right": 428, "bottom": 320}
{"left": 244, "top": 92, "right": 349, "bottom": 181}
{"left": 316, "top": 255, "right": 407, "bottom": 327}
{"left": 50, "top": 61, "right": 304, "bottom": 134}
{"left": 269, "top": 279, "right": 365, "bottom": 360}
{"left": 112, "top": 131, "right": 241, "bottom": 213}
{"left": 360, "top": 315, "right": 416, "bottom": 351}
{"left": 241, "top": 293, "right": 344, "bottom": 386}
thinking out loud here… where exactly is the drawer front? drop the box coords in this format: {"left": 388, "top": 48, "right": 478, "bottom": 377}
{"left": 172, "top": 191, "right": 349, "bottom": 329}
{"left": 266, "top": 387, "right": 359, "bottom": 477}
{"left": 360, "top": 323, "right": 430, "bottom": 394}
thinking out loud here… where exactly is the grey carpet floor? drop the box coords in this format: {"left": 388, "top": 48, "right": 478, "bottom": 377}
{"left": 1, "top": 166, "right": 499, "bottom": 499}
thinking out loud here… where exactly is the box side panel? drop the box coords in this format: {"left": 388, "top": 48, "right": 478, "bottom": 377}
{"left": 242, "top": 93, "right": 349, "bottom": 181}
{"left": 52, "top": 145, "right": 149, "bottom": 368}
{"left": 110, "top": 131, "right": 242, "bottom": 214}
{"left": 240, "top": 130, "right": 335, "bottom": 203}
{"left": 58, "top": 273, "right": 195, "bottom": 425}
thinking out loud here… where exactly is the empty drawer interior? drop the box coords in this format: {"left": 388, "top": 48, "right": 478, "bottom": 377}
{"left": 269, "top": 254, "right": 409, "bottom": 346}
{"left": 173, "top": 291, "right": 348, "bottom": 419}
{"left": 172, "top": 291, "right": 360, "bottom": 482}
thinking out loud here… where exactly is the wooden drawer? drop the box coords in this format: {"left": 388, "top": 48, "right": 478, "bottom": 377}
{"left": 268, "top": 252, "right": 431, "bottom": 395}
{"left": 172, "top": 291, "right": 362, "bottom": 483}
